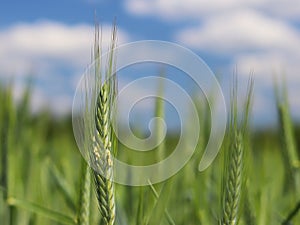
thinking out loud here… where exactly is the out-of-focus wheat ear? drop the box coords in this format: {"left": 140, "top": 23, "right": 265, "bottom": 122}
{"left": 0, "top": 83, "right": 16, "bottom": 224}
{"left": 77, "top": 159, "right": 91, "bottom": 225}
{"left": 0, "top": 83, "right": 15, "bottom": 199}
{"left": 241, "top": 76, "right": 254, "bottom": 134}
{"left": 274, "top": 78, "right": 300, "bottom": 193}
{"left": 241, "top": 77, "right": 255, "bottom": 225}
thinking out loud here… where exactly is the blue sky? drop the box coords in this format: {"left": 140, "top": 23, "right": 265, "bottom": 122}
{"left": 0, "top": 0, "right": 300, "bottom": 128}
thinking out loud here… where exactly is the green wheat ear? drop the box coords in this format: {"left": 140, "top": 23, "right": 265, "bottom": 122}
{"left": 88, "top": 23, "right": 118, "bottom": 225}
{"left": 77, "top": 159, "right": 91, "bottom": 225}
{"left": 221, "top": 76, "right": 254, "bottom": 225}
{"left": 221, "top": 131, "right": 244, "bottom": 225}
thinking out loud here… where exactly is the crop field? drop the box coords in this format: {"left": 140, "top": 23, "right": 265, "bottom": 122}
{"left": 0, "top": 26, "right": 300, "bottom": 225}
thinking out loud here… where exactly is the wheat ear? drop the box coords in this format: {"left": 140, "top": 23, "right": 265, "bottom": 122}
{"left": 221, "top": 76, "right": 253, "bottom": 225}
{"left": 221, "top": 131, "right": 244, "bottom": 225}
{"left": 92, "top": 84, "right": 115, "bottom": 225}
{"left": 77, "top": 160, "right": 91, "bottom": 225}
{"left": 89, "top": 23, "right": 117, "bottom": 225}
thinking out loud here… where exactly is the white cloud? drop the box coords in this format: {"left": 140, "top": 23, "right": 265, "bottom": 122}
{"left": 0, "top": 20, "right": 130, "bottom": 115}
{"left": 176, "top": 10, "right": 300, "bottom": 54}
{"left": 0, "top": 20, "right": 129, "bottom": 77}
{"left": 125, "top": 0, "right": 300, "bottom": 21}
{"left": 125, "top": 0, "right": 255, "bottom": 19}
{"left": 233, "top": 53, "right": 300, "bottom": 83}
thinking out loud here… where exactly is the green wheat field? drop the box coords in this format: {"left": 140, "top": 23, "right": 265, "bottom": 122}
{"left": 0, "top": 25, "right": 300, "bottom": 225}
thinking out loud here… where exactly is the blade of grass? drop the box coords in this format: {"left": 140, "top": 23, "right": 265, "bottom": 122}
{"left": 147, "top": 180, "right": 175, "bottom": 225}
{"left": 7, "top": 197, "right": 76, "bottom": 225}
{"left": 47, "top": 160, "right": 76, "bottom": 211}
{"left": 136, "top": 187, "right": 145, "bottom": 225}
{"left": 282, "top": 201, "right": 300, "bottom": 225}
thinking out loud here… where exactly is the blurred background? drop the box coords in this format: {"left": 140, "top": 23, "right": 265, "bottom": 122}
{"left": 0, "top": 0, "right": 299, "bottom": 127}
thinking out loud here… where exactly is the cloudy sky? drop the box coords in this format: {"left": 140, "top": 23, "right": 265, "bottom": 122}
{"left": 0, "top": 0, "right": 299, "bottom": 127}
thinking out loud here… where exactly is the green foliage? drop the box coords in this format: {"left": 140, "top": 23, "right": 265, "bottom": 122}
{"left": 1, "top": 75, "right": 300, "bottom": 224}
